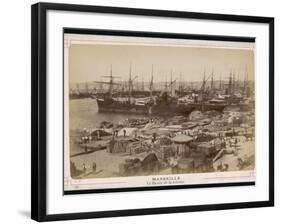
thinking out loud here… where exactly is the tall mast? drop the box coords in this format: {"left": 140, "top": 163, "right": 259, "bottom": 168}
{"left": 233, "top": 71, "right": 236, "bottom": 92}
{"left": 236, "top": 72, "right": 240, "bottom": 93}
{"left": 95, "top": 64, "right": 120, "bottom": 97}
{"left": 109, "top": 64, "right": 113, "bottom": 97}
{"left": 201, "top": 68, "right": 206, "bottom": 93}
{"left": 244, "top": 66, "right": 248, "bottom": 96}
{"left": 170, "top": 69, "right": 173, "bottom": 95}
{"left": 127, "top": 63, "right": 138, "bottom": 102}
{"left": 228, "top": 69, "right": 232, "bottom": 95}
{"left": 203, "top": 68, "right": 206, "bottom": 91}
{"left": 165, "top": 75, "right": 168, "bottom": 92}
{"left": 198, "top": 68, "right": 206, "bottom": 102}
{"left": 149, "top": 65, "right": 154, "bottom": 98}
{"left": 128, "top": 63, "right": 132, "bottom": 102}
{"left": 169, "top": 69, "right": 177, "bottom": 97}
{"left": 136, "top": 77, "right": 139, "bottom": 91}
{"left": 210, "top": 69, "right": 214, "bottom": 90}
{"left": 179, "top": 72, "right": 183, "bottom": 93}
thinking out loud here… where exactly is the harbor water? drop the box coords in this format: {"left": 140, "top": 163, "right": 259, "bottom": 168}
{"left": 69, "top": 98, "right": 146, "bottom": 130}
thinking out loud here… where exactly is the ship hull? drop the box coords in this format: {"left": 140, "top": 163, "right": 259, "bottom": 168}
{"left": 150, "top": 104, "right": 194, "bottom": 116}
{"left": 189, "top": 103, "right": 226, "bottom": 112}
{"left": 97, "top": 99, "right": 148, "bottom": 114}
{"left": 96, "top": 99, "right": 194, "bottom": 116}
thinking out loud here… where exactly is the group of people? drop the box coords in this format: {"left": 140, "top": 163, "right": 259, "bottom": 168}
{"left": 82, "top": 162, "right": 97, "bottom": 175}
{"left": 217, "top": 162, "right": 229, "bottom": 172}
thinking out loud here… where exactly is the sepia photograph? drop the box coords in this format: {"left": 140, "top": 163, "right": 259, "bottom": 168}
{"left": 63, "top": 31, "right": 255, "bottom": 192}
{"left": 30, "top": 3, "right": 274, "bottom": 221}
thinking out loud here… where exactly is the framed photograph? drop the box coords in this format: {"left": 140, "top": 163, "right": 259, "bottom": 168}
{"left": 31, "top": 2, "right": 274, "bottom": 222}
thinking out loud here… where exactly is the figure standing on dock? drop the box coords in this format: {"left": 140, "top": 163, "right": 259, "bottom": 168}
{"left": 83, "top": 163, "right": 86, "bottom": 174}
{"left": 92, "top": 162, "right": 96, "bottom": 173}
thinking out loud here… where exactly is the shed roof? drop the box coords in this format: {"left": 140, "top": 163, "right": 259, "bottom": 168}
{"left": 171, "top": 134, "right": 193, "bottom": 143}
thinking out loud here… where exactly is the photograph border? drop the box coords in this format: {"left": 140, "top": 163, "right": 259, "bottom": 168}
{"left": 63, "top": 27, "right": 256, "bottom": 195}
{"left": 31, "top": 2, "right": 274, "bottom": 222}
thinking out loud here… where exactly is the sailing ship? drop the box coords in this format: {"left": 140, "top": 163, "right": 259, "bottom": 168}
{"left": 96, "top": 65, "right": 195, "bottom": 116}
{"left": 186, "top": 70, "right": 227, "bottom": 112}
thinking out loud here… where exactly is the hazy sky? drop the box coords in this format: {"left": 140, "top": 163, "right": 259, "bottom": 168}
{"left": 68, "top": 43, "right": 254, "bottom": 84}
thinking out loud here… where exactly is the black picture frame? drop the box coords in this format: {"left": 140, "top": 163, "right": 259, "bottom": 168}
{"left": 63, "top": 27, "right": 257, "bottom": 196}
{"left": 31, "top": 2, "right": 274, "bottom": 222}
